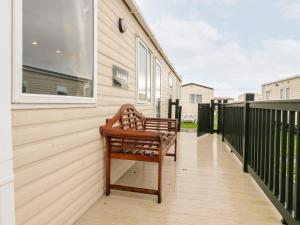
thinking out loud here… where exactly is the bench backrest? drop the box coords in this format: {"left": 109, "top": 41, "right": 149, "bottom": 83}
{"left": 119, "top": 104, "right": 145, "bottom": 130}
{"left": 105, "top": 104, "right": 145, "bottom": 131}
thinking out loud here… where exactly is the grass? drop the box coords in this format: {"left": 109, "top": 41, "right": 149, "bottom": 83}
{"left": 181, "top": 122, "right": 197, "bottom": 129}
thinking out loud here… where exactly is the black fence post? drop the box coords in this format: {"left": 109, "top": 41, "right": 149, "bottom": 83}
{"left": 210, "top": 99, "right": 215, "bottom": 134}
{"left": 168, "top": 99, "right": 172, "bottom": 119}
{"left": 222, "top": 104, "right": 225, "bottom": 142}
{"left": 197, "top": 104, "right": 200, "bottom": 137}
{"left": 178, "top": 106, "right": 182, "bottom": 132}
{"left": 242, "top": 102, "right": 250, "bottom": 173}
{"left": 175, "top": 99, "right": 180, "bottom": 119}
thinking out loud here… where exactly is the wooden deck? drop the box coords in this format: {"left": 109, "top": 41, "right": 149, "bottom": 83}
{"left": 75, "top": 133, "right": 282, "bottom": 225}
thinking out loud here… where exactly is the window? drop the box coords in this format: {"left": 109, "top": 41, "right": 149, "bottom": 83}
{"left": 286, "top": 88, "right": 291, "bottom": 100}
{"left": 56, "top": 85, "right": 68, "bottom": 96}
{"left": 280, "top": 89, "right": 284, "bottom": 100}
{"left": 196, "top": 94, "right": 202, "bottom": 104}
{"left": 265, "top": 91, "right": 271, "bottom": 100}
{"left": 176, "top": 81, "right": 181, "bottom": 99}
{"left": 169, "top": 75, "right": 173, "bottom": 100}
{"left": 155, "top": 59, "right": 162, "bottom": 118}
{"left": 13, "top": 0, "right": 96, "bottom": 104}
{"left": 137, "top": 38, "right": 152, "bottom": 102}
{"left": 169, "top": 75, "right": 173, "bottom": 88}
{"left": 189, "top": 94, "right": 195, "bottom": 104}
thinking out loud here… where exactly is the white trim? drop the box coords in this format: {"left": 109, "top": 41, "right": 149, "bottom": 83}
{"left": 12, "top": 0, "right": 98, "bottom": 105}
{"left": 0, "top": 0, "right": 16, "bottom": 224}
{"left": 136, "top": 36, "right": 152, "bottom": 104}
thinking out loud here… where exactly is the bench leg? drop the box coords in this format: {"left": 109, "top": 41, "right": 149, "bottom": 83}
{"left": 158, "top": 161, "right": 162, "bottom": 203}
{"left": 106, "top": 142, "right": 111, "bottom": 196}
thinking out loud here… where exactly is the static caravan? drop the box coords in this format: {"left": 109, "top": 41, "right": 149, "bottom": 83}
{"left": 262, "top": 74, "right": 300, "bottom": 100}
{"left": 0, "top": 0, "right": 181, "bottom": 224}
{"left": 180, "top": 83, "right": 214, "bottom": 117}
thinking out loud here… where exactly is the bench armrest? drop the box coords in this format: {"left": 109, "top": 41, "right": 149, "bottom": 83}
{"left": 145, "top": 118, "right": 178, "bottom": 133}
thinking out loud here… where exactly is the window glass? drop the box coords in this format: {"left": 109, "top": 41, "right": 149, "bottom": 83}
{"left": 147, "top": 52, "right": 152, "bottom": 102}
{"left": 155, "top": 62, "right": 162, "bottom": 118}
{"left": 280, "top": 89, "right": 284, "bottom": 100}
{"left": 138, "top": 43, "right": 147, "bottom": 101}
{"left": 23, "top": 0, "right": 94, "bottom": 97}
{"left": 196, "top": 94, "right": 202, "bottom": 103}
{"left": 169, "top": 75, "right": 173, "bottom": 88}
{"left": 137, "top": 40, "right": 152, "bottom": 102}
{"left": 286, "top": 88, "right": 291, "bottom": 100}
{"left": 189, "top": 94, "right": 195, "bottom": 104}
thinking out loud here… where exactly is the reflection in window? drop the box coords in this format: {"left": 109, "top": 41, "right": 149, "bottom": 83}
{"left": 56, "top": 85, "right": 68, "bottom": 95}
{"left": 196, "top": 94, "right": 202, "bottom": 104}
{"left": 189, "top": 94, "right": 195, "bottom": 104}
{"left": 286, "top": 88, "right": 291, "bottom": 100}
{"left": 280, "top": 89, "right": 284, "bottom": 100}
{"left": 137, "top": 40, "right": 151, "bottom": 102}
{"left": 23, "top": 0, "right": 94, "bottom": 97}
{"left": 156, "top": 61, "right": 162, "bottom": 118}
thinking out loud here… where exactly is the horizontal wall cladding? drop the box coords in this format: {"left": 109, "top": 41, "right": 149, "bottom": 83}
{"left": 262, "top": 76, "right": 300, "bottom": 100}
{"left": 12, "top": 0, "right": 178, "bottom": 225}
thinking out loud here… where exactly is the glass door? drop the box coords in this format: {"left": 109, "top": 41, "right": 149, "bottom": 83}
{"left": 155, "top": 59, "right": 162, "bottom": 118}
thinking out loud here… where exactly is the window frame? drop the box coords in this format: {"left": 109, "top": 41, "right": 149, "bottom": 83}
{"left": 12, "top": 0, "right": 98, "bottom": 105}
{"left": 136, "top": 37, "right": 152, "bottom": 104}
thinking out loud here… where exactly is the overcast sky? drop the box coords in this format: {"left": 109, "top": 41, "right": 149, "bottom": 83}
{"left": 135, "top": 0, "right": 300, "bottom": 98}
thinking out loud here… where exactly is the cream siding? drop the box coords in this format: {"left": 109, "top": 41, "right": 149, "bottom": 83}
{"left": 181, "top": 84, "right": 214, "bottom": 116}
{"left": 12, "top": 0, "right": 180, "bottom": 224}
{"left": 262, "top": 75, "right": 300, "bottom": 100}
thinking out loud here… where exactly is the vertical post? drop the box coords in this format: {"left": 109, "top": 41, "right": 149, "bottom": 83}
{"left": 242, "top": 102, "right": 250, "bottom": 172}
{"left": 0, "top": 1, "right": 16, "bottom": 224}
{"left": 178, "top": 106, "right": 182, "bottom": 132}
{"left": 168, "top": 99, "right": 172, "bottom": 119}
{"left": 210, "top": 99, "right": 215, "bottom": 134}
{"left": 197, "top": 104, "right": 200, "bottom": 137}
{"left": 222, "top": 104, "right": 225, "bottom": 142}
{"left": 175, "top": 99, "right": 179, "bottom": 119}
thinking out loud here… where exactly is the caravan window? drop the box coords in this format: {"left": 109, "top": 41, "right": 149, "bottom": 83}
{"left": 14, "top": 0, "right": 97, "bottom": 104}
{"left": 137, "top": 38, "right": 152, "bottom": 102}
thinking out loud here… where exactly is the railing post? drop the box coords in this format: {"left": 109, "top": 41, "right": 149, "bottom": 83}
{"left": 168, "top": 99, "right": 172, "bottom": 119}
{"left": 197, "top": 104, "right": 200, "bottom": 137}
{"left": 210, "top": 99, "right": 214, "bottom": 134}
{"left": 178, "top": 106, "right": 182, "bottom": 132}
{"left": 222, "top": 104, "right": 225, "bottom": 142}
{"left": 175, "top": 99, "right": 180, "bottom": 119}
{"left": 242, "top": 102, "right": 250, "bottom": 173}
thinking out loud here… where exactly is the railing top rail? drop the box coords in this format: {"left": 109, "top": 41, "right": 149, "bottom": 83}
{"left": 223, "top": 102, "right": 245, "bottom": 108}
{"left": 249, "top": 99, "right": 300, "bottom": 111}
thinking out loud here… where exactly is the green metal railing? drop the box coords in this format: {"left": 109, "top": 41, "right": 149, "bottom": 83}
{"left": 221, "top": 100, "right": 300, "bottom": 225}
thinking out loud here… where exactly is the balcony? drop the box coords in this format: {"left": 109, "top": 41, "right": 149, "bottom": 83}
{"left": 75, "top": 132, "right": 281, "bottom": 225}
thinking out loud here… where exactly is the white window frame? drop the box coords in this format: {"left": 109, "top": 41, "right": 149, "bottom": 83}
{"left": 12, "top": 0, "right": 98, "bottom": 105}
{"left": 136, "top": 37, "right": 152, "bottom": 104}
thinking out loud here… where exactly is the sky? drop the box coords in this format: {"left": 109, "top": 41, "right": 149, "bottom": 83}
{"left": 134, "top": 0, "right": 300, "bottom": 98}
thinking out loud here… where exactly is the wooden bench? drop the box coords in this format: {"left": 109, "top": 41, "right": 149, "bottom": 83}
{"left": 100, "top": 104, "right": 178, "bottom": 203}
